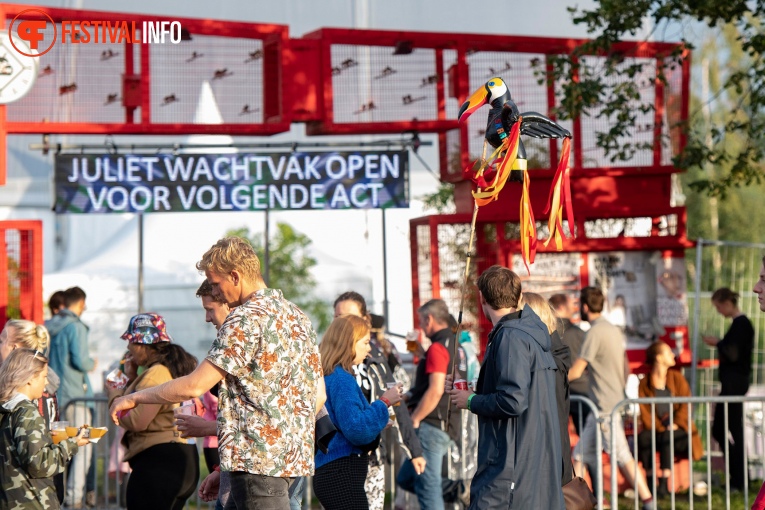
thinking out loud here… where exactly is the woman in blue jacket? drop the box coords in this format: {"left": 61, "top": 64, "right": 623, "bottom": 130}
{"left": 314, "top": 315, "right": 402, "bottom": 510}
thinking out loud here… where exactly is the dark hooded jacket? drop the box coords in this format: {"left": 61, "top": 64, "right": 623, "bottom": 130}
{"left": 550, "top": 330, "right": 573, "bottom": 486}
{"left": 468, "top": 306, "right": 564, "bottom": 510}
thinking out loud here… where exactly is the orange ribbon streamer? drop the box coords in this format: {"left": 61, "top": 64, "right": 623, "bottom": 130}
{"left": 465, "top": 121, "right": 521, "bottom": 206}
{"left": 543, "top": 137, "right": 575, "bottom": 250}
{"left": 519, "top": 166, "right": 537, "bottom": 274}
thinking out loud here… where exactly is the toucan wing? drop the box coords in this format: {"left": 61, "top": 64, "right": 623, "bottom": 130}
{"left": 519, "top": 112, "right": 572, "bottom": 139}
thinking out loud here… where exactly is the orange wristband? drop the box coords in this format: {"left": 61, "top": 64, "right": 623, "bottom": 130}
{"left": 380, "top": 396, "right": 391, "bottom": 407}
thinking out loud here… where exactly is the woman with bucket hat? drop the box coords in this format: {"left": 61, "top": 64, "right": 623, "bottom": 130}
{"left": 107, "top": 313, "right": 199, "bottom": 510}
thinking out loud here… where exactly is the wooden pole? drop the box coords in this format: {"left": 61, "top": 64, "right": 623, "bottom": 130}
{"left": 445, "top": 200, "right": 479, "bottom": 433}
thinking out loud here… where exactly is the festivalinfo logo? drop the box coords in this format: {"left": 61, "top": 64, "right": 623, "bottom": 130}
{"left": 8, "top": 8, "right": 183, "bottom": 57}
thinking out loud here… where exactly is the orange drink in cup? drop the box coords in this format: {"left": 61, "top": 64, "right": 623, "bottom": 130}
{"left": 51, "top": 421, "right": 68, "bottom": 444}
{"left": 406, "top": 330, "right": 420, "bottom": 353}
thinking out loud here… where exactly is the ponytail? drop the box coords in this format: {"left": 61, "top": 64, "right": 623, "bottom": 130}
{"left": 146, "top": 343, "right": 198, "bottom": 379}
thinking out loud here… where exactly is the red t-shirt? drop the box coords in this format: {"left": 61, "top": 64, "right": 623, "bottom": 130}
{"left": 425, "top": 342, "right": 450, "bottom": 374}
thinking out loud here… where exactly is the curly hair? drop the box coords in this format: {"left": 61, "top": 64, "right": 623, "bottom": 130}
{"left": 196, "top": 237, "right": 262, "bottom": 282}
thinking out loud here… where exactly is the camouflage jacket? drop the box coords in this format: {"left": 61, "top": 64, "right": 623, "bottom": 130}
{"left": 0, "top": 395, "right": 79, "bottom": 510}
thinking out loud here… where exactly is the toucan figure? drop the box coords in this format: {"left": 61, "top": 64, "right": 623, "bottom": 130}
{"left": 458, "top": 77, "right": 575, "bottom": 271}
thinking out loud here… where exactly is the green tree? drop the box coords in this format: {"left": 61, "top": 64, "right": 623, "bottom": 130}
{"left": 547, "top": 1, "right": 765, "bottom": 196}
{"left": 226, "top": 223, "right": 332, "bottom": 332}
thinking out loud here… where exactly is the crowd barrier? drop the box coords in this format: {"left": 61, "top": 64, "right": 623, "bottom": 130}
{"left": 62, "top": 397, "right": 215, "bottom": 510}
{"left": 64, "top": 394, "right": 765, "bottom": 510}
{"left": 60, "top": 396, "right": 607, "bottom": 509}
{"left": 610, "top": 394, "right": 765, "bottom": 510}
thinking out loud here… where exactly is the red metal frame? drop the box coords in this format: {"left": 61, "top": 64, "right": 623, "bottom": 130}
{"left": 0, "top": 4, "right": 290, "bottom": 133}
{"left": 410, "top": 213, "right": 693, "bottom": 362}
{"left": 0, "top": 220, "right": 43, "bottom": 327}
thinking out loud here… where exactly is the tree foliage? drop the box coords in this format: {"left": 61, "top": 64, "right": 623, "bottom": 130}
{"left": 226, "top": 222, "right": 332, "bottom": 332}
{"left": 549, "top": 1, "right": 765, "bottom": 195}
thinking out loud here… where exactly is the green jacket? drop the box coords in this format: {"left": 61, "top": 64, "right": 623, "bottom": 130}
{"left": 0, "top": 396, "right": 79, "bottom": 510}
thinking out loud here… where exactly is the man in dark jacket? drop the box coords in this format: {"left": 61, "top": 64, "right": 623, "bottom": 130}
{"left": 448, "top": 265, "right": 564, "bottom": 509}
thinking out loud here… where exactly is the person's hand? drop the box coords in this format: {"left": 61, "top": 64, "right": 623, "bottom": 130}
{"left": 671, "top": 423, "right": 679, "bottom": 431}
{"left": 412, "top": 419, "right": 420, "bottom": 429}
{"left": 702, "top": 335, "right": 720, "bottom": 347}
{"left": 175, "top": 414, "right": 216, "bottom": 439}
{"left": 447, "top": 387, "right": 473, "bottom": 410}
{"left": 109, "top": 395, "right": 137, "bottom": 425}
{"left": 444, "top": 374, "right": 454, "bottom": 392}
{"left": 411, "top": 456, "right": 426, "bottom": 475}
{"left": 123, "top": 355, "right": 138, "bottom": 382}
{"left": 381, "top": 386, "right": 402, "bottom": 406}
{"left": 90, "top": 358, "right": 98, "bottom": 372}
{"left": 198, "top": 471, "right": 220, "bottom": 502}
{"left": 74, "top": 427, "right": 90, "bottom": 447}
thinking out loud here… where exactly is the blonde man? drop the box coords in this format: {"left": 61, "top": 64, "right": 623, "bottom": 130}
{"left": 110, "top": 237, "right": 325, "bottom": 510}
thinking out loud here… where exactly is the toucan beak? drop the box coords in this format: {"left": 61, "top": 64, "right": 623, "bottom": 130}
{"left": 458, "top": 85, "right": 489, "bottom": 122}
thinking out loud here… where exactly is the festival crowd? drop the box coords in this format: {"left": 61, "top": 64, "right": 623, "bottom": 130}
{"left": 1, "top": 238, "right": 765, "bottom": 510}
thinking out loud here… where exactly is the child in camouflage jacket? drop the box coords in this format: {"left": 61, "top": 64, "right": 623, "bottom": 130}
{"left": 0, "top": 349, "right": 88, "bottom": 510}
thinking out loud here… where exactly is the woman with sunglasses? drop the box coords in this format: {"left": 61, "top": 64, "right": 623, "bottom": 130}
{"left": 0, "top": 320, "right": 67, "bottom": 504}
{"left": 0, "top": 348, "right": 89, "bottom": 509}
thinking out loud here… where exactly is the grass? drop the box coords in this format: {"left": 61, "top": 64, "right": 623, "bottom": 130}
{"left": 612, "top": 484, "right": 758, "bottom": 510}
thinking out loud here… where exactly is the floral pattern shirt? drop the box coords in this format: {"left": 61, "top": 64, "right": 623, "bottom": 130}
{"left": 206, "top": 288, "right": 321, "bottom": 477}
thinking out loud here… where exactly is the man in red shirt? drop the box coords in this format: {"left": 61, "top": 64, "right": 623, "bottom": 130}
{"left": 397, "top": 299, "right": 466, "bottom": 510}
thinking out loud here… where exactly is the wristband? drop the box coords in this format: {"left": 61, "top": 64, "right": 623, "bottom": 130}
{"left": 213, "top": 464, "right": 220, "bottom": 473}
{"left": 380, "top": 396, "right": 391, "bottom": 407}
{"left": 467, "top": 393, "right": 476, "bottom": 411}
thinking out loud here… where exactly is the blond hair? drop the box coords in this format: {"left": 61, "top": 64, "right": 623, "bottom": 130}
{"left": 519, "top": 292, "right": 562, "bottom": 335}
{"left": 0, "top": 349, "right": 48, "bottom": 402}
{"left": 4, "top": 320, "right": 50, "bottom": 352}
{"left": 196, "top": 237, "right": 262, "bottom": 282}
{"left": 320, "top": 315, "right": 370, "bottom": 375}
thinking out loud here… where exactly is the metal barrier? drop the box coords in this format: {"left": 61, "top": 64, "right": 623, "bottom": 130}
{"left": 62, "top": 397, "right": 215, "bottom": 510}
{"left": 610, "top": 394, "right": 765, "bottom": 510}
{"left": 61, "top": 395, "right": 601, "bottom": 509}
{"left": 571, "top": 395, "right": 604, "bottom": 510}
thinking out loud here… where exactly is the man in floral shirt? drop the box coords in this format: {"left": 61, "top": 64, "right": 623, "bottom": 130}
{"left": 110, "top": 237, "right": 324, "bottom": 510}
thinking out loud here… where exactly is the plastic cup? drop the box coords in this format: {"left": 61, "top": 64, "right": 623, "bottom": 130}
{"left": 453, "top": 379, "right": 468, "bottom": 391}
{"left": 50, "top": 421, "right": 69, "bottom": 444}
{"left": 405, "top": 330, "right": 420, "bottom": 353}
{"left": 386, "top": 382, "right": 401, "bottom": 406}
{"left": 173, "top": 403, "right": 195, "bottom": 417}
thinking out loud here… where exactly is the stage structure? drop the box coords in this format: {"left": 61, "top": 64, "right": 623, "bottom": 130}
{"left": 0, "top": 4, "right": 691, "bottom": 360}
{"left": 0, "top": 221, "right": 43, "bottom": 327}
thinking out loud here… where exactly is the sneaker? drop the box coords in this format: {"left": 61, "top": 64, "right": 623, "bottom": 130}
{"left": 85, "top": 491, "right": 96, "bottom": 508}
